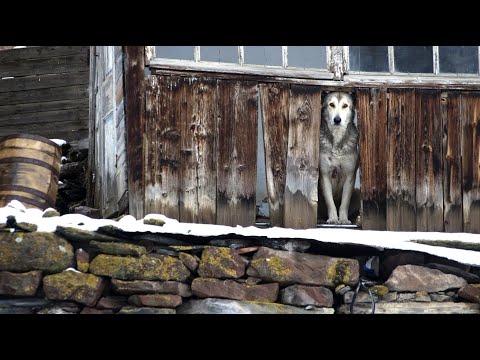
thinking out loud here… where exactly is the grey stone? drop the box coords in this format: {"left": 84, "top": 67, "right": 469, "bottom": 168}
{"left": 414, "top": 291, "right": 431, "bottom": 302}
{"left": 380, "top": 292, "right": 397, "bottom": 302}
{"left": 89, "top": 254, "right": 190, "bottom": 281}
{"left": 457, "top": 284, "right": 480, "bottom": 303}
{"left": 177, "top": 298, "right": 335, "bottom": 314}
{"left": 0, "top": 298, "right": 50, "bottom": 308}
{"left": 192, "top": 278, "right": 279, "bottom": 302}
{"left": 197, "top": 246, "right": 246, "bottom": 279}
{"left": 128, "top": 294, "right": 182, "bottom": 308}
{"left": 280, "top": 285, "right": 333, "bottom": 307}
{"left": 398, "top": 293, "right": 416, "bottom": 301}
{"left": 56, "top": 226, "right": 123, "bottom": 243}
{"left": 335, "top": 284, "right": 351, "bottom": 295}
{"left": 43, "top": 270, "right": 106, "bottom": 307}
{"left": 0, "top": 270, "right": 42, "bottom": 296}
{"left": 43, "top": 209, "right": 60, "bottom": 217}
{"left": 73, "top": 206, "right": 101, "bottom": 219}
{"left": 430, "top": 294, "right": 454, "bottom": 302}
{"left": 385, "top": 265, "right": 467, "bottom": 293}
{"left": 246, "top": 247, "right": 359, "bottom": 287}
{"left": 90, "top": 240, "right": 147, "bottom": 257}
{"left": 0, "top": 232, "right": 74, "bottom": 273}
{"left": 344, "top": 291, "right": 378, "bottom": 304}
{"left": 426, "top": 263, "right": 479, "bottom": 283}
{"left": 80, "top": 308, "right": 114, "bottom": 314}
{"left": 337, "top": 302, "right": 480, "bottom": 314}
{"left": 111, "top": 279, "right": 192, "bottom": 297}
{"left": 143, "top": 218, "right": 165, "bottom": 226}
{"left": 118, "top": 307, "right": 176, "bottom": 314}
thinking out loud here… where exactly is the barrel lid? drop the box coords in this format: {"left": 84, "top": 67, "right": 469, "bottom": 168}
{"left": 0, "top": 133, "right": 62, "bottom": 150}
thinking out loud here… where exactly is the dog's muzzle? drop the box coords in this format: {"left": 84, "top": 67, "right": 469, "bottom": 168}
{"left": 334, "top": 116, "right": 341, "bottom": 125}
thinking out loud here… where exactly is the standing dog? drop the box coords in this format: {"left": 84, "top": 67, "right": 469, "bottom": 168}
{"left": 319, "top": 92, "right": 359, "bottom": 224}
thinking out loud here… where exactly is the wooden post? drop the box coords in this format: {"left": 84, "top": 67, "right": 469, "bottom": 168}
{"left": 415, "top": 89, "right": 444, "bottom": 231}
{"left": 357, "top": 88, "right": 387, "bottom": 230}
{"left": 284, "top": 84, "right": 321, "bottom": 229}
{"left": 216, "top": 80, "right": 258, "bottom": 226}
{"left": 123, "top": 46, "right": 145, "bottom": 219}
{"left": 442, "top": 92, "right": 463, "bottom": 232}
{"left": 387, "top": 89, "right": 416, "bottom": 231}
{"left": 259, "top": 83, "right": 289, "bottom": 227}
{"left": 461, "top": 92, "right": 480, "bottom": 233}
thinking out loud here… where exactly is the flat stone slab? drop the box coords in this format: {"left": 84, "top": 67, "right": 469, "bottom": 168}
{"left": 118, "top": 307, "right": 176, "bottom": 314}
{"left": 90, "top": 241, "right": 147, "bottom": 257}
{"left": 128, "top": 294, "right": 182, "bottom": 308}
{"left": 192, "top": 278, "right": 278, "bottom": 302}
{"left": 458, "top": 284, "right": 480, "bottom": 303}
{"left": 177, "top": 298, "right": 335, "bottom": 314}
{"left": 337, "top": 302, "right": 480, "bottom": 314}
{"left": 111, "top": 279, "right": 192, "bottom": 297}
{"left": 280, "top": 285, "right": 333, "bottom": 307}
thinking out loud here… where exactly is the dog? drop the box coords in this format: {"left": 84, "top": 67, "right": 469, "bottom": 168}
{"left": 318, "top": 92, "right": 359, "bottom": 225}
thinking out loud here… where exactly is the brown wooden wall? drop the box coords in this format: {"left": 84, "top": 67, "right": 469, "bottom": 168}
{"left": 0, "top": 46, "right": 90, "bottom": 150}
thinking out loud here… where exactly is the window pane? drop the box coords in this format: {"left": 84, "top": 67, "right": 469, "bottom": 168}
{"left": 155, "top": 46, "right": 194, "bottom": 60}
{"left": 439, "top": 46, "right": 478, "bottom": 74}
{"left": 201, "top": 46, "right": 238, "bottom": 63}
{"left": 349, "top": 46, "right": 388, "bottom": 72}
{"left": 244, "top": 46, "right": 282, "bottom": 66}
{"left": 394, "top": 46, "right": 433, "bottom": 73}
{"left": 287, "top": 46, "right": 326, "bottom": 69}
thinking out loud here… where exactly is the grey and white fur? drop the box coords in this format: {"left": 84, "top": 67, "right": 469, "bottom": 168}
{"left": 318, "top": 92, "right": 359, "bottom": 224}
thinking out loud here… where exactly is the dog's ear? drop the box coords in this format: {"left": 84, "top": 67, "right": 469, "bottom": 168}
{"left": 350, "top": 92, "right": 357, "bottom": 107}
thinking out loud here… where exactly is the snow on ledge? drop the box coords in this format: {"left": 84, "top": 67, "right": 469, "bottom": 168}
{"left": 2, "top": 201, "right": 480, "bottom": 267}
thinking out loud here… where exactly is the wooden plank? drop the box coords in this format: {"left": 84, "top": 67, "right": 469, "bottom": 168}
{"left": 101, "top": 75, "right": 113, "bottom": 118}
{"left": 0, "top": 120, "right": 88, "bottom": 135}
{"left": 102, "top": 112, "right": 117, "bottom": 217}
{"left": 0, "top": 109, "right": 88, "bottom": 126}
{"left": 144, "top": 75, "right": 182, "bottom": 220}
{"left": 0, "top": 46, "right": 88, "bottom": 63}
{"left": 387, "top": 89, "right": 416, "bottom": 231}
{"left": 415, "top": 89, "right": 444, "bottom": 231}
{"left": 0, "top": 99, "right": 89, "bottom": 116}
{"left": 442, "top": 92, "right": 463, "bottom": 232}
{"left": 461, "top": 92, "right": 480, "bottom": 233}
{"left": 179, "top": 77, "right": 217, "bottom": 224}
{"left": 0, "top": 54, "right": 88, "bottom": 78}
{"left": 284, "top": 84, "right": 321, "bottom": 229}
{"left": 216, "top": 80, "right": 258, "bottom": 226}
{"left": 86, "top": 46, "right": 97, "bottom": 208}
{"left": 259, "top": 83, "right": 289, "bottom": 227}
{"left": 0, "top": 84, "right": 88, "bottom": 106}
{"left": 124, "top": 46, "right": 146, "bottom": 219}
{"left": 357, "top": 88, "right": 387, "bottom": 230}
{"left": 0, "top": 72, "right": 89, "bottom": 93}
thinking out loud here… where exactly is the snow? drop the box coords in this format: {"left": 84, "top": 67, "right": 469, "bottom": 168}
{"left": 49, "top": 139, "right": 67, "bottom": 147}
{"left": 2, "top": 200, "right": 480, "bottom": 267}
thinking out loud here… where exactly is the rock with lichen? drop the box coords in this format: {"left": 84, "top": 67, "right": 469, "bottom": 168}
{"left": 0, "top": 232, "right": 74, "bottom": 273}
{"left": 75, "top": 248, "right": 90, "bottom": 273}
{"left": 197, "top": 246, "right": 245, "bottom": 279}
{"left": 179, "top": 252, "right": 198, "bottom": 272}
{"left": 118, "top": 307, "right": 175, "bottom": 314}
{"left": 246, "top": 247, "right": 359, "bottom": 287}
{"left": 89, "top": 254, "right": 190, "bottom": 281}
{"left": 111, "top": 278, "right": 192, "bottom": 297}
{"left": 280, "top": 285, "right": 333, "bottom": 307}
{"left": 89, "top": 241, "right": 147, "bottom": 257}
{"left": 191, "top": 278, "right": 278, "bottom": 302}
{"left": 0, "top": 270, "right": 42, "bottom": 296}
{"left": 43, "top": 270, "right": 106, "bottom": 307}
{"left": 128, "top": 294, "right": 182, "bottom": 308}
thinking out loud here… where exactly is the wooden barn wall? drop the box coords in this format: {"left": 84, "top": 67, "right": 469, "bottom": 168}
{"left": 91, "top": 46, "right": 127, "bottom": 218}
{"left": 0, "top": 46, "right": 90, "bottom": 149}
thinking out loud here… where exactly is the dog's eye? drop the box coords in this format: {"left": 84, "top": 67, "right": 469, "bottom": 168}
{"left": 329, "top": 103, "right": 335, "bottom": 108}
{"left": 342, "top": 104, "right": 348, "bottom": 109}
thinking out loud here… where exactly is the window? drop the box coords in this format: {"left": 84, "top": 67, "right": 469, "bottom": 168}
{"left": 439, "top": 46, "right": 478, "bottom": 74}
{"left": 349, "top": 46, "right": 388, "bottom": 72}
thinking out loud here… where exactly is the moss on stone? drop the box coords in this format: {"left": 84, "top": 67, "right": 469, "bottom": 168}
{"left": 250, "top": 256, "right": 293, "bottom": 282}
{"left": 370, "top": 285, "right": 389, "bottom": 297}
{"left": 327, "top": 259, "right": 352, "bottom": 286}
{"left": 143, "top": 218, "right": 165, "bottom": 226}
{"left": 198, "top": 246, "right": 244, "bottom": 278}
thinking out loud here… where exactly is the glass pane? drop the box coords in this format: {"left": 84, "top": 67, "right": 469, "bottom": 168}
{"left": 394, "top": 46, "right": 433, "bottom": 73}
{"left": 439, "top": 46, "right": 478, "bottom": 74}
{"left": 244, "top": 46, "right": 282, "bottom": 66}
{"left": 201, "top": 46, "right": 238, "bottom": 63}
{"left": 349, "top": 46, "right": 388, "bottom": 72}
{"left": 155, "top": 46, "right": 194, "bottom": 60}
{"left": 287, "top": 46, "right": 326, "bottom": 69}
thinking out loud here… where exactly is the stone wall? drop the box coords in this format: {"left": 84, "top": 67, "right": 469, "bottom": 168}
{"left": 1, "top": 214, "right": 480, "bottom": 314}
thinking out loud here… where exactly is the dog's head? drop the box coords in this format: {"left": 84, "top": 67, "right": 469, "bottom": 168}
{"left": 322, "top": 92, "right": 355, "bottom": 128}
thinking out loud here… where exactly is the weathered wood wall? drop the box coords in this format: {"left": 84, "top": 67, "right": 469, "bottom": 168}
{"left": 0, "top": 46, "right": 90, "bottom": 149}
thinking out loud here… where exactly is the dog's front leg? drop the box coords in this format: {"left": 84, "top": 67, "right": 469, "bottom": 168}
{"left": 338, "top": 174, "right": 355, "bottom": 224}
{"left": 320, "top": 174, "right": 338, "bottom": 224}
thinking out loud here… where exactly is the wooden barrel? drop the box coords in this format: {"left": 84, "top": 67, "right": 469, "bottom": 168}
{"left": 0, "top": 134, "right": 62, "bottom": 210}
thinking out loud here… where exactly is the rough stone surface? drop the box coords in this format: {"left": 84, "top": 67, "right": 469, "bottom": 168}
{"left": 0, "top": 307, "right": 34, "bottom": 314}
{"left": 143, "top": 218, "right": 165, "bottom": 226}
{"left": 381, "top": 252, "right": 425, "bottom": 279}
{"left": 73, "top": 206, "right": 101, "bottom": 219}
{"left": 415, "top": 291, "right": 431, "bottom": 302}
{"left": 89, "top": 254, "right": 190, "bottom": 281}
{"left": 90, "top": 241, "right": 147, "bottom": 257}
{"left": 80, "top": 308, "right": 114, "bottom": 314}
{"left": 344, "top": 291, "right": 378, "bottom": 304}
{"left": 197, "top": 246, "right": 245, "bottom": 279}
{"left": 457, "top": 284, "right": 480, "bottom": 303}
{"left": 56, "top": 226, "right": 123, "bottom": 243}
{"left": 430, "top": 294, "right": 454, "bottom": 302}
{"left": 179, "top": 252, "right": 198, "bottom": 272}
{"left": 337, "top": 302, "right": 480, "bottom": 314}
{"left": 398, "top": 293, "right": 416, "bottom": 302}
{"left": 245, "top": 277, "right": 262, "bottom": 285}
{"left": 280, "top": 285, "right": 333, "bottom": 307}
{"left": 380, "top": 292, "right": 397, "bottom": 302}
{"left": 43, "top": 209, "right": 60, "bottom": 217}
{"left": 246, "top": 247, "right": 359, "bottom": 287}
{"left": 335, "top": 284, "right": 351, "bottom": 295}
{"left": 369, "top": 285, "right": 389, "bottom": 297}
{"left": 128, "top": 294, "right": 182, "bottom": 308}
{"left": 76, "top": 248, "right": 90, "bottom": 273}
{"left": 385, "top": 265, "right": 467, "bottom": 293}
{"left": 43, "top": 270, "right": 106, "bottom": 307}
{"left": 97, "top": 296, "right": 129, "bottom": 310}
{"left": 0, "top": 232, "right": 74, "bottom": 273}
{"left": 426, "top": 263, "right": 480, "bottom": 283}
{"left": 177, "top": 298, "right": 335, "bottom": 314}
{"left": 0, "top": 270, "right": 42, "bottom": 296}
{"left": 118, "top": 307, "right": 175, "bottom": 314}
{"left": 192, "top": 278, "right": 279, "bottom": 302}
{"left": 111, "top": 279, "right": 192, "bottom": 297}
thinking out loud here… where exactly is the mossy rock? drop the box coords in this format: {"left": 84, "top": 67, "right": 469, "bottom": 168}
{"left": 197, "top": 246, "right": 245, "bottom": 279}
{"left": 90, "top": 241, "right": 147, "bottom": 257}
{"left": 370, "top": 285, "right": 389, "bottom": 297}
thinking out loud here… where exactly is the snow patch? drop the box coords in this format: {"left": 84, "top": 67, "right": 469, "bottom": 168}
{"left": 49, "top": 139, "right": 67, "bottom": 147}
{"left": 59, "top": 245, "right": 66, "bottom": 253}
{"left": 66, "top": 267, "right": 80, "bottom": 273}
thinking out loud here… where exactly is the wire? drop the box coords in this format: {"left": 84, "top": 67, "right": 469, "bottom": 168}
{"left": 349, "top": 278, "right": 376, "bottom": 314}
